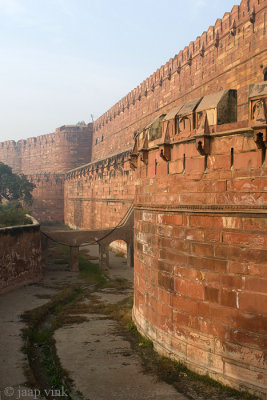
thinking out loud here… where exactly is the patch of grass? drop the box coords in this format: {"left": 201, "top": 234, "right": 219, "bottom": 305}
{"left": 22, "top": 287, "right": 81, "bottom": 326}
{"left": 57, "top": 244, "right": 70, "bottom": 259}
{"left": 79, "top": 248, "right": 98, "bottom": 260}
{"left": 30, "top": 328, "right": 51, "bottom": 345}
{"left": 47, "top": 244, "right": 70, "bottom": 266}
{"left": 78, "top": 256, "right": 107, "bottom": 287}
{"left": 101, "top": 277, "right": 132, "bottom": 291}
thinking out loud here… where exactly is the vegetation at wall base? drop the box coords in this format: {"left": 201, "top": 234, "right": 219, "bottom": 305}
{"left": 22, "top": 287, "right": 83, "bottom": 400}
{"left": 126, "top": 321, "right": 259, "bottom": 400}
{"left": 0, "top": 161, "right": 35, "bottom": 205}
{"left": 0, "top": 161, "right": 35, "bottom": 227}
{"left": 0, "top": 203, "right": 32, "bottom": 228}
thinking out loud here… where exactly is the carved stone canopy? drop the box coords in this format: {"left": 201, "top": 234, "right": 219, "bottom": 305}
{"left": 196, "top": 89, "right": 237, "bottom": 128}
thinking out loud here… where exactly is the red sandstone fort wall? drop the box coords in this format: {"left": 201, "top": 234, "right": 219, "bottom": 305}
{"left": 28, "top": 174, "right": 65, "bottom": 223}
{"left": 92, "top": 0, "right": 267, "bottom": 162}
{"left": 64, "top": 150, "right": 134, "bottom": 229}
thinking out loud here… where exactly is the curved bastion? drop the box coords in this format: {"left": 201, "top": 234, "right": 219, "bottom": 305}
{"left": 132, "top": 83, "right": 267, "bottom": 398}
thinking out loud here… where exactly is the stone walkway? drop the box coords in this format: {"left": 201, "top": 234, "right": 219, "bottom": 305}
{"left": 0, "top": 279, "right": 54, "bottom": 400}
{"left": 55, "top": 247, "right": 186, "bottom": 400}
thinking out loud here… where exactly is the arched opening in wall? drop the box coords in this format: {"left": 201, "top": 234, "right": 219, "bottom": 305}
{"left": 263, "top": 67, "right": 267, "bottom": 81}
{"left": 108, "top": 240, "right": 133, "bottom": 280}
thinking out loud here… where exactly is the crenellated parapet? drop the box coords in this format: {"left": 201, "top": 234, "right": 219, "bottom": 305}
{"left": 93, "top": 0, "right": 266, "bottom": 157}
{"left": 27, "top": 172, "right": 65, "bottom": 182}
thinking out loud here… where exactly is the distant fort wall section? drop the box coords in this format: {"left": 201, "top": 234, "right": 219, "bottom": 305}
{"left": 0, "top": 124, "right": 93, "bottom": 175}
{"left": 0, "top": 124, "right": 93, "bottom": 222}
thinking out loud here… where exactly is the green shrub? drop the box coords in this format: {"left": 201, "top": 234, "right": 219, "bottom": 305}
{"left": 0, "top": 203, "right": 32, "bottom": 227}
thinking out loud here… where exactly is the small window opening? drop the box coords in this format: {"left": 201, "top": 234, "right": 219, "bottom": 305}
{"left": 231, "top": 148, "right": 234, "bottom": 168}
{"left": 183, "top": 154, "right": 186, "bottom": 171}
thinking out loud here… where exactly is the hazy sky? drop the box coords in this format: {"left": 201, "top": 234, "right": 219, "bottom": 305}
{"left": 0, "top": 0, "right": 238, "bottom": 142}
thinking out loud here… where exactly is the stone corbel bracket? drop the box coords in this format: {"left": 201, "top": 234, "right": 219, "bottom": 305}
{"left": 138, "top": 130, "right": 149, "bottom": 165}
{"left": 129, "top": 152, "right": 138, "bottom": 170}
{"left": 194, "top": 111, "right": 210, "bottom": 155}
{"left": 158, "top": 141, "right": 172, "bottom": 161}
{"left": 158, "top": 115, "right": 173, "bottom": 161}
{"left": 139, "top": 148, "right": 149, "bottom": 165}
{"left": 129, "top": 136, "right": 139, "bottom": 169}
{"left": 194, "top": 134, "right": 210, "bottom": 155}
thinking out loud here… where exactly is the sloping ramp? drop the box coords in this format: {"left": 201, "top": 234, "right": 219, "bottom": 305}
{"left": 41, "top": 204, "right": 134, "bottom": 270}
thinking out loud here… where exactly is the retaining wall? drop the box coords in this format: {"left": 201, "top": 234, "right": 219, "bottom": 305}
{"left": 0, "top": 216, "right": 42, "bottom": 294}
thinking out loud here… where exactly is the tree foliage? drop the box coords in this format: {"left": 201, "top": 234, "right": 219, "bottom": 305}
{"left": 0, "top": 162, "right": 36, "bottom": 205}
